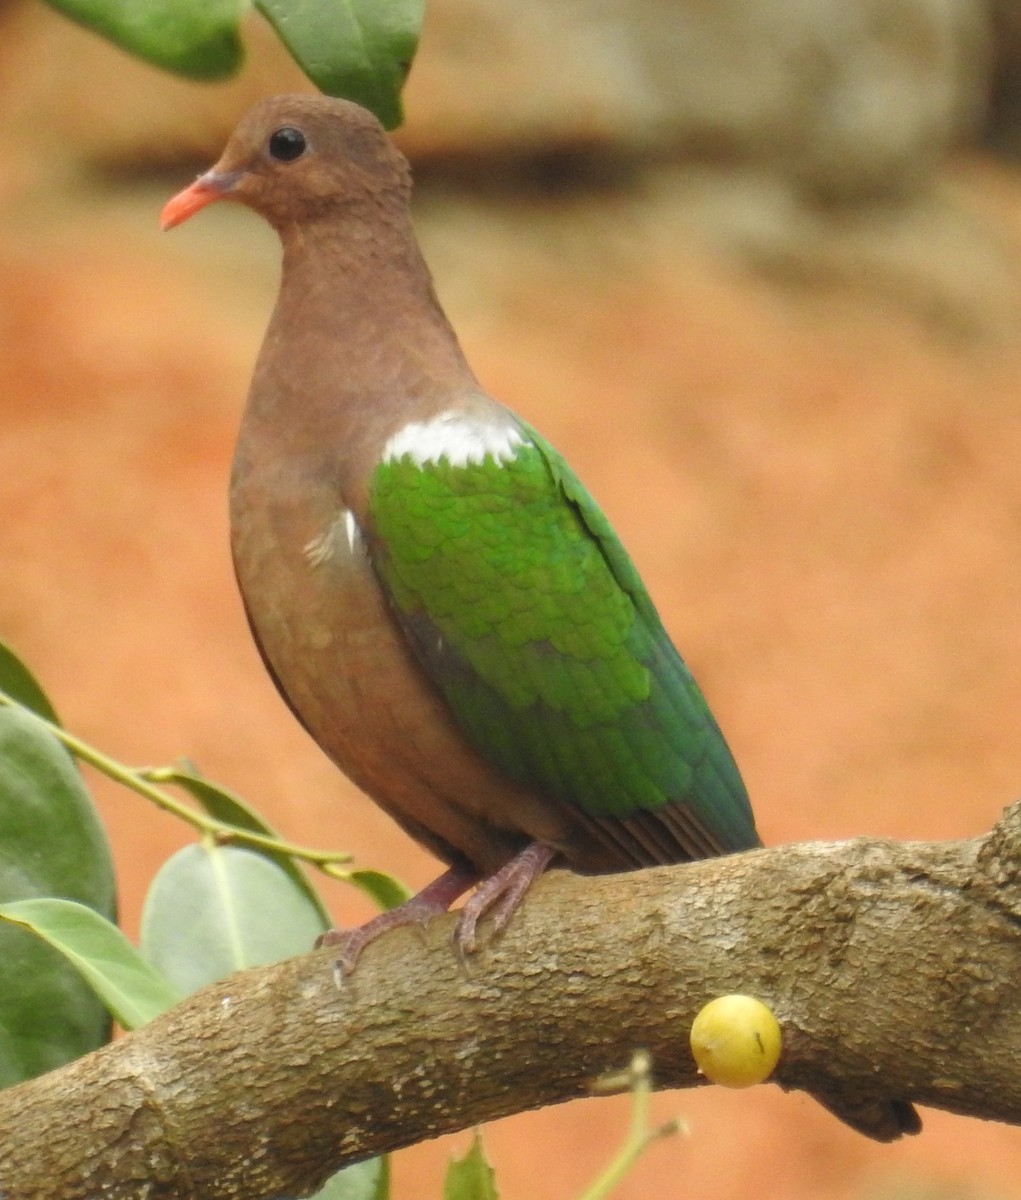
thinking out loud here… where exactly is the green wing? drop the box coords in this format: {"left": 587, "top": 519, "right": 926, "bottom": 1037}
{"left": 368, "top": 422, "right": 759, "bottom": 864}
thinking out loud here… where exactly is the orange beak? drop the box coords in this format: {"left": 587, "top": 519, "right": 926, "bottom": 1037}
{"left": 160, "top": 169, "right": 244, "bottom": 231}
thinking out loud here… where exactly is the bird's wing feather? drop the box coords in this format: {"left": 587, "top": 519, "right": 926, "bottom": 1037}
{"left": 366, "top": 419, "right": 759, "bottom": 865}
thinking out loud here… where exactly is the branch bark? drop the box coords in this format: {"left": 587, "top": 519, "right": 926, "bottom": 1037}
{"left": 2, "top": 803, "right": 1021, "bottom": 1199}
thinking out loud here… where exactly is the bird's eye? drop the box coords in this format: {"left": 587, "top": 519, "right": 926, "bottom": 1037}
{"left": 267, "top": 127, "right": 308, "bottom": 162}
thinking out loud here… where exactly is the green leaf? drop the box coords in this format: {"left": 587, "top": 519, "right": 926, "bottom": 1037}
{"left": 254, "top": 0, "right": 424, "bottom": 128}
{"left": 347, "top": 869, "right": 412, "bottom": 912}
{"left": 0, "top": 898, "right": 180, "bottom": 1031}
{"left": 314, "top": 1156, "right": 390, "bottom": 1200}
{"left": 0, "top": 640, "right": 59, "bottom": 724}
{"left": 42, "top": 0, "right": 247, "bottom": 80}
{"left": 156, "top": 765, "right": 332, "bottom": 925}
{"left": 0, "top": 705, "right": 117, "bottom": 1085}
{"left": 445, "top": 1132, "right": 499, "bottom": 1200}
{"left": 141, "top": 843, "right": 327, "bottom": 994}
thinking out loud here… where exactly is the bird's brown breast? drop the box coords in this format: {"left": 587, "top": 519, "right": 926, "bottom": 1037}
{"left": 228, "top": 427, "right": 609, "bottom": 875}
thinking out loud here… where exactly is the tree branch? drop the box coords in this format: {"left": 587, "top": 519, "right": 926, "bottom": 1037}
{"left": 2, "top": 803, "right": 1021, "bottom": 1199}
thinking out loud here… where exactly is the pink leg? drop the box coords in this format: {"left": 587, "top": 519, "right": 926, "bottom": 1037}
{"left": 317, "top": 861, "right": 478, "bottom": 976}
{"left": 455, "top": 842, "right": 556, "bottom": 955}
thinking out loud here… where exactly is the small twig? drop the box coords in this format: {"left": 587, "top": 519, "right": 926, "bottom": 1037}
{"left": 579, "top": 1051, "right": 687, "bottom": 1200}
{"left": 0, "top": 689, "right": 352, "bottom": 875}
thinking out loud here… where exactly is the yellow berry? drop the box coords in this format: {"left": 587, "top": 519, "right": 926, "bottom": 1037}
{"left": 689, "top": 995, "right": 782, "bottom": 1088}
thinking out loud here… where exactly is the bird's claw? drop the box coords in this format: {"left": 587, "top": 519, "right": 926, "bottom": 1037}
{"left": 452, "top": 842, "right": 555, "bottom": 958}
{"left": 315, "top": 861, "right": 480, "bottom": 981}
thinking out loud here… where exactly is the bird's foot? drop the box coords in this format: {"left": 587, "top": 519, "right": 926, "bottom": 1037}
{"left": 455, "top": 842, "right": 556, "bottom": 956}
{"left": 317, "top": 862, "right": 478, "bottom": 979}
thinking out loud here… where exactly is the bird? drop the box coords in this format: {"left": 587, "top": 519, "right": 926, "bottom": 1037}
{"left": 161, "top": 94, "right": 761, "bottom": 969}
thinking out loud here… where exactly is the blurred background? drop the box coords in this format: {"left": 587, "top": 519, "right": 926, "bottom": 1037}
{"left": 2, "top": 0, "right": 1021, "bottom": 1196}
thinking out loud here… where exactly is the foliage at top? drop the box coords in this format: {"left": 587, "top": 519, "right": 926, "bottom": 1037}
{"left": 41, "top": 0, "right": 424, "bottom": 128}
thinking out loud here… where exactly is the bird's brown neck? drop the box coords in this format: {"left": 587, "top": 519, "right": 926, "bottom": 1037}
{"left": 238, "top": 203, "right": 479, "bottom": 503}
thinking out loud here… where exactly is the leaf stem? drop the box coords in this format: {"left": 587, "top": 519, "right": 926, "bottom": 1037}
{"left": 0, "top": 689, "right": 351, "bottom": 875}
{"left": 577, "top": 1051, "right": 686, "bottom": 1200}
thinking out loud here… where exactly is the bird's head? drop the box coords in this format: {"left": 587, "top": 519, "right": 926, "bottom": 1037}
{"left": 161, "top": 94, "right": 412, "bottom": 233}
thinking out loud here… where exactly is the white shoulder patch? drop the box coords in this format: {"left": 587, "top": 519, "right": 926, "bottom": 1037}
{"left": 381, "top": 410, "right": 524, "bottom": 468}
{"left": 304, "top": 508, "right": 362, "bottom": 567}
